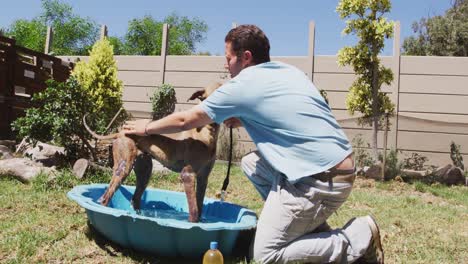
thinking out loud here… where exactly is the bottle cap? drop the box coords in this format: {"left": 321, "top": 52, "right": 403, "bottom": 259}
{"left": 210, "top": 241, "right": 218, "bottom": 250}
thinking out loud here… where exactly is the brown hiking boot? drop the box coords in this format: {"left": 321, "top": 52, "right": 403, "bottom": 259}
{"left": 355, "top": 215, "right": 384, "bottom": 264}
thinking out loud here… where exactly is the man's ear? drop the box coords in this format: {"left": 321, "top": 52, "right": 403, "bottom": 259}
{"left": 242, "top": 50, "right": 253, "bottom": 67}
{"left": 188, "top": 89, "right": 205, "bottom": 101}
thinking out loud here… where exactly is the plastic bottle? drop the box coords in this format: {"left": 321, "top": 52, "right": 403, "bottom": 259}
{"left": 202, "top": 241, "right": 224, "bottom": 264}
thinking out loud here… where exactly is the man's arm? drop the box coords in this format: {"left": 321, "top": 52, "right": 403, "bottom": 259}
{"left": 123, "top": 105, "right": 213, "bottom": 136}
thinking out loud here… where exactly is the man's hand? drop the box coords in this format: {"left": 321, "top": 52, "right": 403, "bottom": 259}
{"left": 224, "top": 117, "right": 242, "bottom": 128}
{"left": 123, "top": 119, "right": 152, "bottom": 136}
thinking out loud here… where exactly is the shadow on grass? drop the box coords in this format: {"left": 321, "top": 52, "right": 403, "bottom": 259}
{"left": 84, "top": 221, "right": 254, "bottom": 264}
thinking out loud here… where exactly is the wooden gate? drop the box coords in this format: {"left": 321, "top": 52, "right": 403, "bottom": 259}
{"left": 0, "top": 36, "right": 73, "bottom": 139}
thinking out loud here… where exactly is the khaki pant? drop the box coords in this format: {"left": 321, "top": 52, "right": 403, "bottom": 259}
{"left": 241, "top": 151, "right": 372, "bottom": 264}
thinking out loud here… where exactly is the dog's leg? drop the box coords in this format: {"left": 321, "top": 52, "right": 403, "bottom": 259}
{"left": 180, "top": 165, "right": 198, "bottom": 222}
{"left": 100, "top": 137, "right": 138, "bottom": 206}
{"left": 132, "top": 153, "right": 153, "bottom": 210}
{"left": 195, "top": 162, "right": 215, "bottom": 220}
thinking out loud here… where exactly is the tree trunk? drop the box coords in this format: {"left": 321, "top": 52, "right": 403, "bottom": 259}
{"left": 371, "top": 57, "right": 380, "bottom": 164}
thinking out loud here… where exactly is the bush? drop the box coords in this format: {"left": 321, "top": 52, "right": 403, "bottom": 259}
{"left": 450, "top": 141, "right": 464, "bottom": 170}
{"left": 380, "top": 149, "right": 403, "bottom": 180}
{"left": 13, "top": 39, "right": 127, "bottom": 162}
{"left": 351, "top": 134, "right": 374, "bottom": 168}
{"left": 319, "top": 89, "right": 329, "bottom": 105}
{"left": 12, "top": 77, "right": 94, "bottom": 161}
{"left": 72, "top": 38, "right": 125, "bottom": 133}
{"left": 150, "top": 84, "right": 176, "bottom": 120}
{"left": 402, "top": 152, "right": 429, "bottom": 171}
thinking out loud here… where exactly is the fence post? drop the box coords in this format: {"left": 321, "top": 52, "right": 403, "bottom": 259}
{"left": 100, "top": 25, "right": 108, "bottom": 40}
{"left": 159, "top": 23, "right": 169, "bottom": 85}
{"left": 382, "top": 113, "right": 389, "bottom": 180}
{"left": 44, "top": 26, "right": 53, "bottom": 54}
{"left": 389, "top": 21, "right": 401, "bottom": 150}
{"left": 307, "top": 21, "right": 315, "bottom": 82}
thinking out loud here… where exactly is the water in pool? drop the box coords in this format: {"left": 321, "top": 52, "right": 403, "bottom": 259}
{"left": 138, "top": 208, "right": 225, "bottom": 223}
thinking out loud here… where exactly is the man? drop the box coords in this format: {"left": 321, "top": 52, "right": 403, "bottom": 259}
{"left": 124, "top": 25, "right": 384, "bottom": 264}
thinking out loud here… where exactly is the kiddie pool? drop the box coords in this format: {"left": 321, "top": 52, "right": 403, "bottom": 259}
{"left": 67, "top": 184, "right": 257, "bottom": 258}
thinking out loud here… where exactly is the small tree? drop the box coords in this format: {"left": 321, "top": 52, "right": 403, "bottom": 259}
{"left": 72, "top": 38, "right": 125, "bottom": 133}
{"left": 337, "top": 0, "right": 395, "bottom": 161}
{"left": 150, "top": 84, "right": 177, "bottom": 120}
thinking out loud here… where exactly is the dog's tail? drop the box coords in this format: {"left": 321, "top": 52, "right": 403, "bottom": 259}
{"left": 83, "top": 114, "right": 119, "bottom": 140}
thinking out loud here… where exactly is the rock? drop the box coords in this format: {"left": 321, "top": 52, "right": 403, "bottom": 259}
{"left": 152, "top": 159, "right": 171, "bottom": 174}
{"left": 400, "top": 164, "right": 465, "bottom": 185}
{"left": 365, "top": 164, "right": 383, "bottom": 180}
{"left": 72, "top": 158, "right": 111, "bottom": 179}
{"left": 0, "top": 140, "right": 15, "bottom": 148}
{"left": 0, "top": 145, "right": 14, "bottom": 159}
{"left": 73, "top": 158, "right": 89, "bottom": 179}
{"left": 0, "top": 158, "right": 56, "bottom": 182}
{"left": 24, "top": 142, "right": 65, "bottom": 166}
{"left": 433, "top": 165, "right": 465, "bottom": 185}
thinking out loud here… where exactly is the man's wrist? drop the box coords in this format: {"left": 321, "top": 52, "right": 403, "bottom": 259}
{"left": 144, "top": 121, "right": 151, "bottom": 136}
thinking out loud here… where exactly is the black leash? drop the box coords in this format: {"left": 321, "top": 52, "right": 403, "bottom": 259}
{"left": 220, "top": 127, "right": 233, "bottom": 201}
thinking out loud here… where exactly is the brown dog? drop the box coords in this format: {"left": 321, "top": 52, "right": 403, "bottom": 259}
{"left": 83, "top": 83, "right": 222, "bottom": 222}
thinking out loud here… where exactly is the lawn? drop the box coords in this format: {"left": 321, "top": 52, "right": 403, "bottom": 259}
{"left": 0, "top": 163, "right": 466, "bottom": 263}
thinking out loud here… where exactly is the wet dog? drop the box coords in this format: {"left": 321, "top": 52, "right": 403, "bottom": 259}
{"left": 83, "top": 83, "right": 221, "bottom": 222}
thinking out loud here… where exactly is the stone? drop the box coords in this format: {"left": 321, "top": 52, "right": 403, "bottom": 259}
{"left": 365, "top": 164, "right": 383, "bottom": 180}
{"left": 0, "top": 145, "right": 14, "bottom": 159}
{"left": 0, "top": 158, "right": 56, "bottom": 183}
{"left": 445, "top": 166, "right": 464, "bottom": 185}
{"left": 152, "top": 159, "right": 171, "bottom": 174}
{"left": 73, "top": 158, "right": 89, "bottom": 179}
{"left": 72, "top": 158, "right": 111, "bottom": 179}
{"left": 0, "top": 140, "right": 15, "bottom": 148}
{"left": 24, "top": 142, "right": 65, "bottom": 166}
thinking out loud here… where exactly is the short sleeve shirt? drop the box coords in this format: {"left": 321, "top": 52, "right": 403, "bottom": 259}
{"left": 200, "top": 61, "right": 352, "bottom": 182}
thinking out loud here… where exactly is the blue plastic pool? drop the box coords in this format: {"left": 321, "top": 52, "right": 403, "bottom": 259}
{"left": 67, "top": 184, "right": 257, "bottom": 258}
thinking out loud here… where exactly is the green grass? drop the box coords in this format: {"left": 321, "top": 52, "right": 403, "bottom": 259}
{"left": 0, "top": 163, "right": 467, "bottom": 263}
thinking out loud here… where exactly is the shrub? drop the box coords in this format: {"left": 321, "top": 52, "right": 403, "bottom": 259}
{"left": 402, "top": 152, "right": 429, "bottom": 171}
{"left": 319, "top": 89, "right": 329, "bottom": 105}
{"left": 351, "top": 134, "right": 374, "bottom": 168}
{"left": 450, "top": 141, "right": 464, "bottom": 170}
{"left": 12, "top": 77, "right": 95, "bottom": 161}
{"left": 380, "top": 149, "right": 403, "bottom": 180}
{"left": 72, "top": 38, "right": 125, "bottom": 133}
{"left": 150, "top": 84, "right": 176, "bottom": 120}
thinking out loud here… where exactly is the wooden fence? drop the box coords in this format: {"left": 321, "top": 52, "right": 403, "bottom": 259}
{"left": 0, "top": 35, "right": 73, "bottom": 138}
{"left": 55, "top": 21, "right": 468, "bottom": 166}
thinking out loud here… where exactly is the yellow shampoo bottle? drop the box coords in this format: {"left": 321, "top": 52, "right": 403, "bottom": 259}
{"left": 203, "top": 241, "right": 224, "bottom": 264}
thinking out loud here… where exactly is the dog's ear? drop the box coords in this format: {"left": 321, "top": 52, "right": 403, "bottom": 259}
{"left": 188, "top": 89, "right": 206, "bottom": 102}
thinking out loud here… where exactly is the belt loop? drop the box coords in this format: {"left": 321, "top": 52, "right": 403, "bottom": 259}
{"left": 328, "top": 176, "right": 333, "bottom": 191}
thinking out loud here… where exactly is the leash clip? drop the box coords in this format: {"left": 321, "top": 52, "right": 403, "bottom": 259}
{"left": 220, "top": 190, "right": 227, "bottom": 202}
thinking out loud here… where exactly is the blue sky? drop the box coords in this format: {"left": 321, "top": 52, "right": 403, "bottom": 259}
{"left": 1, "top": 0, "right": 452, "bottom": 56}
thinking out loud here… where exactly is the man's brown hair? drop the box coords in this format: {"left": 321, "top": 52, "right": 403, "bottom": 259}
{"left": 225, "top": 25, "right": 270, "bottom": 64}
